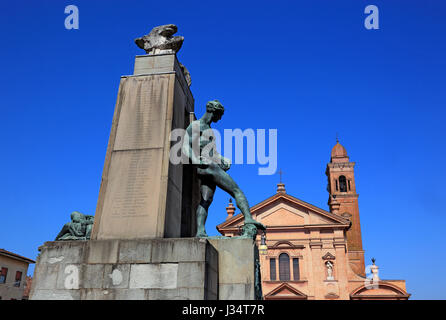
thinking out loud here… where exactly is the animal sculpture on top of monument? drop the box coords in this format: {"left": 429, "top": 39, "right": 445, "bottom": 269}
{"left": 182, "top": 100, "right": 266, "bottom": 239}
{"left": 135, "top": 24, "right": 191, "bottom": 87}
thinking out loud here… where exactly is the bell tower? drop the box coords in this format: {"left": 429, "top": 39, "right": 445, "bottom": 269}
{"left": 326, "top": 140, "right": 365, "bottom": 276}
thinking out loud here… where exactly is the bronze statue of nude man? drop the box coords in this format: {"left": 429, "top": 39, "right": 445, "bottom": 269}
{"left": 182, "top": 99, "right": 266, "bottom": 237}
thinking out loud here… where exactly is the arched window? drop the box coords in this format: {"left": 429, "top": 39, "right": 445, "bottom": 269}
{"left": 279, "top": 253, "right": 290, "bottom": 281}
{"left": 339, "top": 175, "right": 347, "bottom": 192}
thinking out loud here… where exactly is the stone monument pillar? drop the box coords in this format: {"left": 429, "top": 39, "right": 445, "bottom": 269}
{"left": 30, "top": 25, "right": 261, "bottom": 300}
{"left": 91, "top": 52, "right": 199, "bottom": 240}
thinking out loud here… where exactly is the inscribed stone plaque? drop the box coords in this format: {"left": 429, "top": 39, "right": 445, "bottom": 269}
{"left": 113, "top": 75, "right": 169, "bottom": 151}
{"left": 134, "top": 54, "right": 176, "bottom": 75}
{"left": 92, "top": 53, "right": 197, "bottom": 240}
{"left": 97, "top": 149, "right": 163, "bottom": 239}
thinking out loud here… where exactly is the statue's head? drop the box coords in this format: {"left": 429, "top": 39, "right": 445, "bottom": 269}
{"left": 70, "top": 211, "right": 83, "bottom": 223}
{"left": 206, "top": 100, "right": 225, "bottom": 123}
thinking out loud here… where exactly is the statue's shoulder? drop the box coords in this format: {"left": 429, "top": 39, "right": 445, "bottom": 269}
{"left": 186, "top": 120, "right": 200, "bottom": 131}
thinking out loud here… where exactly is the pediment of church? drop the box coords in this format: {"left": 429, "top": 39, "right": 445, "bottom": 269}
{"left": 261, "top": 206, "right": 306, "bottom": 226}
{"left": 217, "top": 192, "right": 349, "bottom": 230}
{"left": 350, "top": 282, "right": 410, "bottom": 300}
{"left": 264, "top": 283, "right": 307, "bottom": 300}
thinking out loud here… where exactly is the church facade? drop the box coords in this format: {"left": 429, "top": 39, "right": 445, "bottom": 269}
{"left": 217, "top": 142, "right": 410, "bottom": 300}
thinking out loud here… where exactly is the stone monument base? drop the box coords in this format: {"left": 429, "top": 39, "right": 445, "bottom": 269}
{"left": 209, "top": 238, "right": 260, "bottom": 300}
{"left": 30, "top": 238, "right": 260, "bottom": 300}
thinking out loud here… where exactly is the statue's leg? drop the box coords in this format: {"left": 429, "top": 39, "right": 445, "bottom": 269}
{"left": 211, "top": 165, "right": 265, "bottom": 230}
{"left": 85, "top": 224, "right": 93, "bottom": 239}
{"left": 196, "top": 177, "right": 216, "bottom": 237}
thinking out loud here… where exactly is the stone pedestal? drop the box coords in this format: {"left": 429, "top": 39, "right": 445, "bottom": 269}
{"left": 208, "top": 238, "right": 261, "bottom": 300}
{"left": 30, "top": 238, "right": 218, "bottom": 300}
{"left": 30, "top": 238, "right": 262, "bottom": 300}
{"left": 91, "top": 53, "right": 199, "bottom": 240}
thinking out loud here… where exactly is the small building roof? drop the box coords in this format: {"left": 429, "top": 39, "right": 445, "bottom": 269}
{"left": 0, "top": 248, "right": 35, "bottom": 264}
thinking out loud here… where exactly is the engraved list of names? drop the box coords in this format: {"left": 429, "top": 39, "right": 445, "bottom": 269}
{"left": 113, "top": 76, "right": 169, "bottom": 151}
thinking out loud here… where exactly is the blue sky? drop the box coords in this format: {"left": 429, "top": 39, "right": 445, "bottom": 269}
{"left": 1, "top": 0, "right": 445, "bottom": 299}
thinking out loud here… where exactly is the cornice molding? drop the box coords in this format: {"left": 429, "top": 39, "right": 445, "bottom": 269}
{"left": 309, "top": 242, "right": 323, "bottom": 248}
{"left": 327, "top": 162, "right": 356, "bottom": 169}
{"left": 269, "top": 241, "right": 305, "bottom": 250}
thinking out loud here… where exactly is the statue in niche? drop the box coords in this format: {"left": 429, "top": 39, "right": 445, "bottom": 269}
{"left": 55, "top": 211, "right": 94, "bottom": 241}
{"left": 182, "top": 100, "right": 266, "bottom": 238}
{"left": 326, "top": 261, "right": 334, "bottom": 280}
{"left": 134, "top": 24, "right": 191, "bottom": 86}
